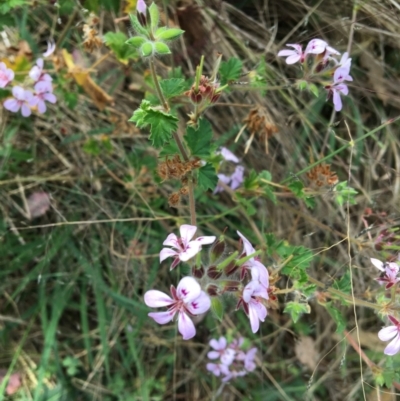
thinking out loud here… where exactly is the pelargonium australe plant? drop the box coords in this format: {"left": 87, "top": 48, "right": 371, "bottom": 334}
{"left": 120, "top": 0, "right": 400, "bottom": 395}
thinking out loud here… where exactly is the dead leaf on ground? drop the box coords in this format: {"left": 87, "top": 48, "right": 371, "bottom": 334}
{"left": 295, "top": 336, "right": 319, "bottom": 371}
{"left": 62, "top": 49, "right": 114, "bottom": 110}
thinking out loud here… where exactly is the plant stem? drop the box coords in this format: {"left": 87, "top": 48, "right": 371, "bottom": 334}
{"left": 149, "top": 58, "right": 169, "bottom": 112}
{"left": 308, "top": 276, "right": 384, "bottom": 311}
{"left": 149, "top": 58, "right": 197, "bottom": 226}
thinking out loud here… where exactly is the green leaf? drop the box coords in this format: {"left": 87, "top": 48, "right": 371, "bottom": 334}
{"left": 210, "top": 297, "right": 224, "bottom": 322}
{"left": 104, "top": 32, "right": 138, "bottom": 63}
{"left": 159, "top": 78, "right": 186, "bottom": 99}
{"left": 149, "top": 2, "right": 160, "bottom": 31}
{"left": 297, "top": 80, "right": 307, "bottom": 91}
{"left": 325, "top": 302, "right": 346, "bottom": 333}
{"left": 156, "top": 28, "right": 185, "bottom": 41}
{"left": 198, "top": 163, "right": 218, "bottom": 191}
{"left": 334, "top": 181, "right": 358, "bottom": 206}
{"left": 125, "top": 36, "right": 147, "bottom": 48}
{"left": 243, "top": 169, "right": 258, "bottom": 190}
{"left": 159, "top": 141, "right": 179, "bottom": 157}
{"left": 154, "top": 42, "right": 171, "bottom": 55}
{"left": 284, "top": 301, "right": 310, "bottom": 323}
{"left": 141, "top": 41, "right": 154, "bottom": 57}
{"left": 219, "top": 57, "right": 242, "bottom": 84}
{"left": 235, "top": 193, "right": 257, "bottom": 216}
{"left": 332, "top": 271, "right": 351, "bottom": 295}
{"left": 288, "top": 180, "right": 304, "bottom": 197}
{"left": 309, "top": 83, "right": 319, "bottom": 97}
{"left": 184, "top": 118, "right": 213, "bottom": 158}
{"left": 129, "top": 100, "right": 178, "bottom": 147}
{"left": 129, "top": 13, "right": 149, "bottom": 37}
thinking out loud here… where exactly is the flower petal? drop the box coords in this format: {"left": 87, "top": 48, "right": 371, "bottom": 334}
{"left": 3, "top": 99, "right": 20, "bottom": 112}
{"left": 144, "top": 290, "right": 173, "bottom": 307}
{"left": 179, "top": 224, "right": 197, "bottom": 245}
{"left": 371, "top": 258, "right": 384, "bottom": 271}
{"left": 285, "top": 54, "right": 301, "bottom": 64}
{"left": 277, "top": 49, "right": 297, "bottom": 57}
{"left": 178, "top": 311, "right": 196, "bottom": 340}
{"left": 162, "top": 233, "right": 179, "bottom": 248}
{"left": 378, "top": 325, "right": 398, "bottom": 341}
{"left": 148, "top": 311, "right": 175, "bottom": 324}
{"left": 237, "top": 230, "right": 256, "bottom": 257}
{"left": 333, "top": 90, "right": 342, "bottom": 112}
{"left": 179, "top": 241, "right": 201, "bottom": 261}
{"left": 384, "top": 333, "right": 400, "bottom": 356}
{"left": 160, "top": 247, "right": 178, "bottom": 263}
{"left": 193, "top": 235, "right": 216, "bottom": 246}
{"left": 176, "top": 276, "right": 201, "bottom": 303}
{"left": 186, "top": 291, "right": 211, "bottom": 315}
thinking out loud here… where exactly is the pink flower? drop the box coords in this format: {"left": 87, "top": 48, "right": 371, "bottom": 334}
{"left": 277, "top": 44, "right": 305, "bottom": 65}
{"left": 160, "top": 224, "right": 216, "bottom": 270}
{"left": 325, "top": 66, "right": 353, "bottom": 112}
{"left": 239, "top": 280, "right": 268, "bottom": 333}
{"left": 378, "top": 316, "right": 400, "bottom": 356}
{"left": 144, "top": 276, "right": 211, "bottom": 340}
{"left": 207, "top": 337, "right": 235, "bottom": 365}
{"left": 371, "top": 258, "right": 400, "bottom": 289}
{"left": 206, "top": 362, "right": 230, "bottom": 377}
{"left": 0, "top": 62, "right": 14, "bottom": 88}
{"left": 137, "top": 0, "right": 147, "bottom": 15}
{"left": 214, "top": 173, "right": 231, "bottom": 194}
{"left": 206, "top": 336, "right": 258, "bottom": 381}
{"left": 3, "top": 86, "right": 36, "bottom": 117}
{"left": 29, "top": 58, "right": 52, "bottom": 83}
{"left": 43, "top": 40, "right": 56, "bottom": 58}
{"left": 33, "top": 81, "right": 56, "bottom": 113}
{"left": 237, "top": 231, "right": 269, "bottom": 289}
{"left": 305, "top": 38, "right": 340, "bottom": 57}
{"left": 218, "top": 147, "right": 239, "bottom": 163}
{"left": 230, "top": 165, "right": 244, "bottom": 190}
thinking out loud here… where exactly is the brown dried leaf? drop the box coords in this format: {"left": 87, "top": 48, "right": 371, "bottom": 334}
{"left": 62, "top": 49, "right": 114, "bottom": 110}
{"left": 295, "top": 336, "right": 318, "bottom": 371}
{"left": 27, "top": 192, "right": 51, "bottom": 219}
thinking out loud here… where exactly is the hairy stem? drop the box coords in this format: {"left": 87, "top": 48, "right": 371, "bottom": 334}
{"left": 149, "top": 58, "right": 197, "bottom": 226}
{"left": 149, "top": 58, "right": 169, "bottom": 112}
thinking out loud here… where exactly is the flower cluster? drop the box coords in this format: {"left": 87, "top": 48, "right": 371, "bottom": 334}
{"left": 2, "top": 41, "right": 56, "bottom": 117}
{"left": 278, "top": 38, "right": 353, "bottom": 111}
{"left": 144, "top": 225, "right": 270, "bottom": 339}
{"left": 214, "top": 147, "right": 245, "bottom": 194}
{"left": 206, "top": 336, "right": 257, "bottom": 381}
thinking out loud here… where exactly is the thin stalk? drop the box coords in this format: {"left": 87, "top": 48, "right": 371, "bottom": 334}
{"left": 149, "top": 58, "right": 169, "bottom": 112}
{"left": 281, "top": 115, "right": 400, "bottom": 184}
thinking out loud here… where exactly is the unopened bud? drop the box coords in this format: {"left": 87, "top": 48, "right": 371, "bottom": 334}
{"left": 224, "top": 260, "right": 239, "bottom": 276}
{"left": 207, "top": 265, "right": 222, "bottom": 280}
{"left": 210, "top": 238, "right": 225, "bottom": 263}
{"left": 206, "top": 284, "right": 220, "bottom": 297}
{"left": 192, "top": 265, "right": 204, "bottom": 279}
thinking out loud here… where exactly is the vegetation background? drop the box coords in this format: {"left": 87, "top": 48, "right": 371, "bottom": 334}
{"left": 1, "top": 0, "right": 400, "bottom": 399}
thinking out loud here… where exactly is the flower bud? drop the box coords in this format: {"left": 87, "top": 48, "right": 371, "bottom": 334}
{"left": 224, "top": 260, "right": 239, "bottom": 276}
{"left": 137, "top": 0, "right": 147, "bottom": 26}
{"left": 192, "top": 265, "right": 205, "bottom": 279}
{"left": 207, "top": 265, "right": 222, "bottom": 280}
{"left": 206, "top": 284, "right": 220, "bottom": 297}
{"left": 209, "top": 238, "right": 225, "bottom": 263}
